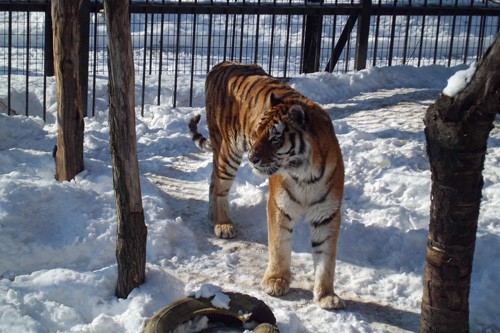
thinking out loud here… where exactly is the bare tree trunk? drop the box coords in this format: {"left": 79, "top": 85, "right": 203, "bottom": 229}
{"left": 421, "top": 33, "right": 500, "bottom": 333}
{"left": 51, "top": 0, "right": 85, "bottom": 181}
{"left": 104, "top": 0, "right": 147, "bottom": 299}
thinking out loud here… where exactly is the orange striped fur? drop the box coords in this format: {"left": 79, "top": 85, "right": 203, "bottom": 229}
{"left": 189, "top": 61, "right": 345, "bottom": 309}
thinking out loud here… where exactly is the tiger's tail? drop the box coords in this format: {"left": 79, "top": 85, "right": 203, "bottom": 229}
{"left": 188, "top": 114, "right": 212, "bottom": 152}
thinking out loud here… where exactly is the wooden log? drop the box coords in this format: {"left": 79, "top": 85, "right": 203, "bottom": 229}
{"left": 104, "top": 0, "right": 147, "bottom": 299}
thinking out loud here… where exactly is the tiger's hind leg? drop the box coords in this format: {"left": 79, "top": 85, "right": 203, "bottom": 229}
{"left": 209, "top": 140, "right": 242, "bottom": 239}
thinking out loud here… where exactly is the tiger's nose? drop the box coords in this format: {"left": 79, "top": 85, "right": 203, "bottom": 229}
{"left": 248, "top": 152, "right": 260, "bottom": 164}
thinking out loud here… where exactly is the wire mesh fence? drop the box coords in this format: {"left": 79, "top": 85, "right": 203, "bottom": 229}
{"left": 0, "top": 0, "right": 499, "bottom": 119}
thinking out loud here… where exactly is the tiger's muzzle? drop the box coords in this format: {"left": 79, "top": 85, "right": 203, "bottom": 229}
{"left": 248, "top": 150, "right": 280, "bottom": 177}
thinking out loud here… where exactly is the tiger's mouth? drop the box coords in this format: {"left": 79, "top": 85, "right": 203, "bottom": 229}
{"left": 250, "top": 158, "right": 304, "bottom": 177}
{"left": 250, "top": 164, "right": 279, "bottom": 177}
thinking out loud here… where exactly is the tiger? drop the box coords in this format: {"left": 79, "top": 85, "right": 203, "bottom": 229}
{"left": 188, "top": 61, "right": 345, "bottom": 310}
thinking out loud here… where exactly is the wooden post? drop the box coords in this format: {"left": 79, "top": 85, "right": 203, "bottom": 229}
{"left": 421, "top": 33, "right": 500, "bottom": 333}
{"left": 302, "top": 0, "right": 323, "bottom": 74}
{"left": 52, "top": 0, "right": 85, "bottom": 181}
{"left": 354, "top": 0, "right": 371, "bottom": 71}
{"left": 104, "top": 0, "right": 147, "bottom": 299}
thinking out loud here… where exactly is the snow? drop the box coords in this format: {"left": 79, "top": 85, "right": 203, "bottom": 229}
{"left": 442, "top": 62, "right": 477, "bottom": 97}
{"left": 190, "top": 284, "right": 231, "bottom": 309}
{"left": 1, "top": 64, "right": 499, "bottom": 333}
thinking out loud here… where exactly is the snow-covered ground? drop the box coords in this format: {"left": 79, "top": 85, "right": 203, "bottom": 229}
{"left": 0, "top": 64, "right": 499, "bottom": 332}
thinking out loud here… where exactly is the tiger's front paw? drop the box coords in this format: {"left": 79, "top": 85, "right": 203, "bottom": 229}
{"left": 315, "top": 293, "right": 345, "bottom": 310}
{"left": 214, "top": 224, "right": 237, "bottom": 239}
{"left": 261, "top": 276, "right": 290, "bottom": 296}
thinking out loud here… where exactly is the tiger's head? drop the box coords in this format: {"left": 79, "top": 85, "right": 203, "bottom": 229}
{"left": 248, "top": 94, "right": 310, "bottom": 177}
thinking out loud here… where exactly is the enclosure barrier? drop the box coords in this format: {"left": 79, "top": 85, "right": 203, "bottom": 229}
{"left": 0, "top": 0, "right": 499, "bottom": 120}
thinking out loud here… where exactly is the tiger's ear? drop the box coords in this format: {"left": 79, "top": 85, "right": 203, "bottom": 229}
{"left": 289, "top": 104, "right": 308, "bottom": 129}
{"left": 270, "top": 93, "right": 283, "bottom": 107}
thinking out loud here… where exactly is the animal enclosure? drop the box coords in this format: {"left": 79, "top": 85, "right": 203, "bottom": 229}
{"left": 0, "top": 0, "right": 499, "bottom": 119}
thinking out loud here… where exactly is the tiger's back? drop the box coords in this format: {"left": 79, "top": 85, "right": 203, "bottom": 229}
{"left": 204, "top": 61, "right": 303, "bottom": 152}
{"left": 189, "top": 61, "right": 345, "bottom": 310}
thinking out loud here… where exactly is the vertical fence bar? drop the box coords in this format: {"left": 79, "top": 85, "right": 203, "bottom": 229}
{"left": 402, "top": 0, "right": 411, "bottom": 65}
{"left": 7, "top": 0, "right": 12, "bottom": 116}
{"left": 283, "top": 10, "right": 291, "bottom": 77}
{"left": 207, "top": 1, "right": 213, "bottom": 72}
{"left": 230, "top": 11, "right": 237, "bottom": 61}
{"left": 223, "top": 0, "right": 230, "bottom": 62}
{"left": 268, "top": 1, "right": 276, "bottom": 73}
{"left": 477, "top": 15, "right": 486, "bottom": 60}
{"left": 148, "top": 12, "right": 154, "bottom": 75}
{"left": 344, "top": 33, "right": 351, "bottom": 72}
{"left": 463, "top": 0, "right": 473, "bottom": 64}
{"left": 43, "top": 1, "right": 49, "bottom": 121}
{"left": 372, "top": 9, "right": 380, "bottom": 67}
{"left": 26, "top": 3, "right": 30, "bottom": 116}
{"left": 44, "top": 2, "right": 54, "bottom": 77}
{"left": 91, "top": 0, "right": 98, "bottom": 117}
{"left": 388, "top": 2, "right": 396, "bottom": 66}
{"left": 189, "top": 9, "right": 198, "bottom": 106}
{"left": 433, "top": 0, "right": 443, "bottom": 64}
{"left": 447, "top": 0, "right": 458, "bottom": 67}
{"left": 254, "top": 0, "right": 261, "bottom": 64}
{"left": 173, "top": 11, "right": 181, "bottom": 107}
{"left": 80, "top": 0, "right": 90, "bottom": 117}
{"left": 239, "top": 6, "right": 245, "bottom": 62}
{"left": 417, "top": 0, "right": 427, "bottom": 67}
{"left": 157, "top": 1, "right": 165, "bottom": 106}
{"left": 141, "top": 3, "right": 149, "bottom": 116}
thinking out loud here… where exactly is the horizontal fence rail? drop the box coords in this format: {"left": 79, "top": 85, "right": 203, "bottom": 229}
{"left": 0, "top": 0, "right": 499, "bottom": 120}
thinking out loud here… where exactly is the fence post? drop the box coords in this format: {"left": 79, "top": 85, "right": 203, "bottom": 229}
{"left": 44, "top": 3, "right": 54, "bottom": 77}
{"left": 80, "top": 0, "right": 90, "bottom": 117}
{"left": 302, "top": 0, "right": 324, "bottom": 74}
{"left": 354, "top": 0, "right": 371, "bottom": 70}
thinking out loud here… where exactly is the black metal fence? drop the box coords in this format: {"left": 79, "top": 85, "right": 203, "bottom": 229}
{"left": 0, "top": 0, "right": 499, "bottom": 120}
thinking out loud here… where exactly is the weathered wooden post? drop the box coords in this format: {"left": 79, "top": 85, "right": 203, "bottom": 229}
{"left": 104, "top": 0, "right": 148, "bottom": 299}
{"left": 52, "top": 0, "right": 85, "bottom": 181}
{"left": 421, "top": 33, "right": 499, "bottom": 333}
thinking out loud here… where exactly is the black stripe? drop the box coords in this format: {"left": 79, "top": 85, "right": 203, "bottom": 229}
{"left": 281, "top": 225, "right": 293, "bottom": 233}
{"left": 252, "top": 85, "right": 273, "bottom": 107}
{"left": 298, "top": 132, "right": 305, "bottom": 154}
{"left": 245, "top": 77, "right": 265, "bottom": 95}
{"left": 283, "top": 185, "right": 300, "bottom": 204}
{"left": 227, "top": 150, "right": 242, "bottom": 167}
{"left": 223, "top": 152, "right": 241, "bottom": 172}
{"left": 217, "top": 166, "right": 236, "bottom": 180}
{"left": 234, "top": 74, "right": 248, "bottom": 93}
{"left": 310, "top": 189, "right": 330, "bottom": 206}
{"left": 312, "top": 236, "right": 330, "bottom": 248}
{"left": 303, "top": 162, "right": 326, "bottom": 185}
{"left": 237, "top": 77, "right": 252, "bottom": 99}
{"left": 278, "top": 132, "right": 296, "bottom": 156}
{"left": 311, "top": 212, "right": 337, "bottom": 228}
{"left": 273, "top": 198, "right": 292, "bottom": 221}
{"left": 279, "top": 90, "right": 302, "bottom": 101}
